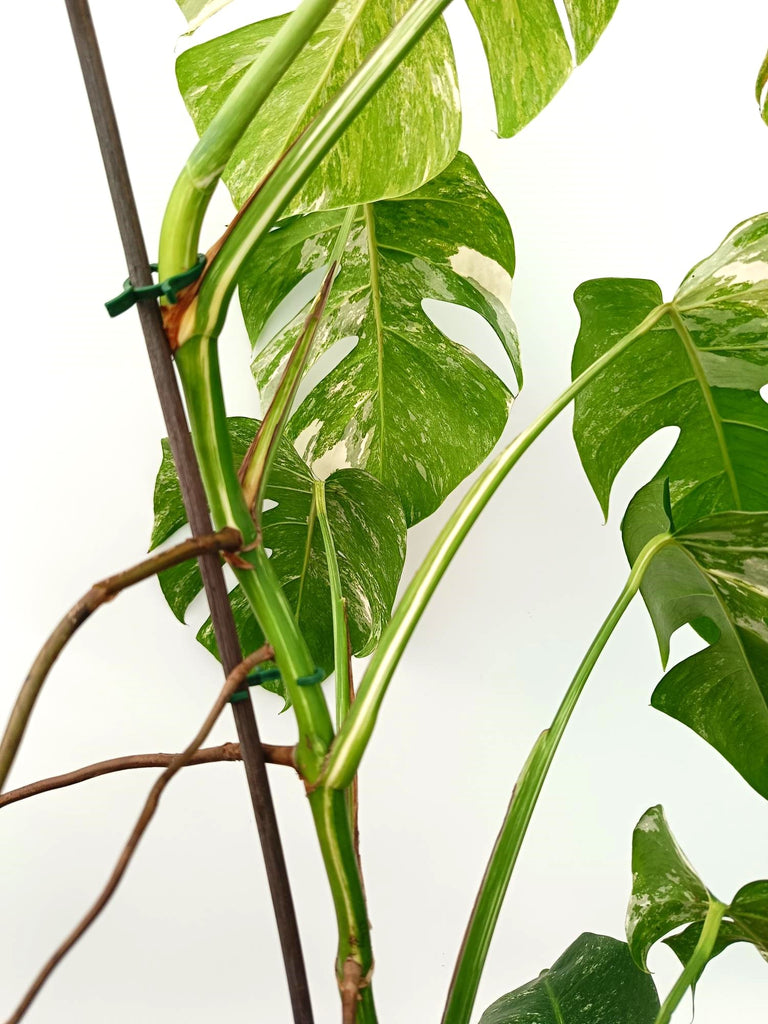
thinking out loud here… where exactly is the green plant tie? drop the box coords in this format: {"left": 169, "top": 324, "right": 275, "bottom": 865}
{"left": 229, "top": 665, "right": 324, "bottom": 703}
{"left": 105, "top": 254, "right": 206, "bottom": 317}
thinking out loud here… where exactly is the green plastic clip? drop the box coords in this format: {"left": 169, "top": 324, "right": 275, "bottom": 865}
{"left": 228, "top": 665, "right": 324, "bottom": 703}
{"left": 105, "top": 254, "right": 206, "bottom": 318}
{"left": 297, "top": 667, "right": 325, "bottom": 687}
{"left": 228, "top": 666, "right": 283, "bottom": 704}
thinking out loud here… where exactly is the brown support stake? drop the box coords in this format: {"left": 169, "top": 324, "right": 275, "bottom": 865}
{"left": 61, "top": 2, "right": 314, "bottom": 1020}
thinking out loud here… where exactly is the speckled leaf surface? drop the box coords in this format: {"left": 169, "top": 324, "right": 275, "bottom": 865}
{"left": 176, "top": 0, "right": 460, "bottom": 213}
{"left": 629, "top": 807, "right": 768, "bottom": 979}
{"left": 241, "top": 153, "right": 518, "bottom": 526}
{"left": 478, "top": 933, "right": 659, "bottom": 1023}
{"left": 622, "top": 481, "right": 768, "bottom": 797}
{"left": 626, "top": 805, "right": 713, "bottom": 971}
{"left": 151, "top": 418, "right": 406, "bottom": 698}
{"left": 757, "top": 50, "right": 768, "bottom": 125}
{"left": 465, "top": 0, "right": 619, "bottom": 137}
{"left": 572, "top": 215, "right": 768, "bottom": 530}
{"left": 176, "top": 0, "right": 232, "bottom": 31}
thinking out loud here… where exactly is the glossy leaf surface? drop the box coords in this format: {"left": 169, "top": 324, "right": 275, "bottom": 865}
{"left": 628, "top": 807, "right": 768, "bottom": 977}
{"left": 623, "top": 483, "right": 768, "bottom": 796}
{"left": 151, "top": 418, "right": 406, "bottom": 695}
{"left": 572, "top": 215, "right": 768, "bottom": 529}
{"left": 176, "top": 0, "right": 232, "bottom": 31}
{"left": 757, "top": 49, "right": 768, "bottom": 125}
{"left": 176, "top": 0, "right": 460, "bottom": 213}
{"left": 479, "top": 933, "right": 659, "bottom": 1023}
{"left": 465, "top": 0, "right": 619, "bottom": 137}
{"left": 626, "top": 805, "right": 713, "bottom": 970}
{"left": 242, "top": 153, "right": 519, "bottom": 525}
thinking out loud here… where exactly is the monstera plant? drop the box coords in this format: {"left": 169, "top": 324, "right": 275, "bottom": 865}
{"left": 1, "top": 0, "right": 767, "bottom": 1022}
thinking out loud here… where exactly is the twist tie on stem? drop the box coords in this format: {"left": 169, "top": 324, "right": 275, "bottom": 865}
{"left": 228, "top": 665, "right": 325, "bottom": 702}
{"left": 105, "top": 254, "right": 206, "bottom": 317}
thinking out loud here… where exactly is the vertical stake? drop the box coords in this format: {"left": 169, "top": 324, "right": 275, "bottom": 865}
{"left": 61, "top": 2, "right": 313, "bottom": 1019}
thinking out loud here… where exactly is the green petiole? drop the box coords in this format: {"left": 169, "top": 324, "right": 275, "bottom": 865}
{"left": 441, "top": 531, "right": 673, "bottom": 1024}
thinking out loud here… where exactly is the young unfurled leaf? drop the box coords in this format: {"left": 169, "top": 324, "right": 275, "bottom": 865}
{"left": 628, "top": 807, "right": 768, "bottom": 980}
{"left": 465, "top": 0, "right": 620, "bottom": 137}
{"left": 572, "top": 214, "right": 768, "bottom": 531}
{"left": 478, "top": 932, "right": 659, "bottom": 1023}
{"left": 757, "top": 49, "right": 768, "bottom": 125}
{"left": 151, "top": 418, "right": 406, "bottom": 699}
{"left": 626, "top": 805, "right": 713, "bottom": 971}
{"left": 242, "top": 153, "right": 519, "bottom": 525}
{"left": 623, "top": 481, "right": 768, "bottom": 797}
{"left": 176, "top": 0, "right": 460, "bottom": 213}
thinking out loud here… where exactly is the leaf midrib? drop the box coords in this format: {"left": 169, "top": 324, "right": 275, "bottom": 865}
{"left": 675, "top": 540, "right": 764, "bottom": 700}
{"left": 282, "top": 0, "right": 369, "bottom": 155}
{"left": 669, "top": 304, "right": 742, "bottom": 509}
{"left": 541, "top": 974, "right": 565, "bottom": 1024}
{"left": 364, "top": 203, "right": 386, "bottom": 476}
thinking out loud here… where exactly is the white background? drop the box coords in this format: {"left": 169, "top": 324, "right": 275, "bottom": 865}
{"left": 2, "top": 0, "right": 768, "bottom": 1021}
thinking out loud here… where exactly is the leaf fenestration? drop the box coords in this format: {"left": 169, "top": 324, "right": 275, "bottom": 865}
{"left": 465, "top": 0, "right": 620, "bottom": 137}
{"left": 151, "top": 418, "right": 406, "bottom": 698}
{"left": 242, "top": 153, "right": 519, "bottom": 525}
{"left": 176, "top": 0, "right": 460, "bottom": 213}
{"left": 479, "top": 932, "right": 660, "bottom": 1023}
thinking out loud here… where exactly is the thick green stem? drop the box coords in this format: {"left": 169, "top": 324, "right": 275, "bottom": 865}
{"left": 159, "top": 0, "right": 340, "bottom": 278}
{"left": 175, "top": 338, "right": 373, "bottom": 1017}
{"left": 441, "top": 531, "right": 673, "bottom": 1024}
{"left": 174, "top": 337, "right": 333, "bottom": 778}
{"left": 177, "top": 0, "right": 453, "bottom": 345}
{"left": 655, "top": 899, "right": 727, "bottom": 1024}
{"left": 323, "top": 302, "right": 669, "bottom": 791}
{"left": 308, "top": 785, "right": 375, "bottom": 1016}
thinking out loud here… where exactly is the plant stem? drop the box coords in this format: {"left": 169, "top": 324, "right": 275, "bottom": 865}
{"left": 159, "top": 0, "right": 341, "bottom": 278}
{"left": 0, "top": 742, "right": 298, "bottom": 810}
{"left": 324, "top": 302, "right": 669, "bottom": 791}
{"left": 441, "top": 531, "right": 673, "bottom": 1024}
{"left": 655, "top": 899, "right": 728, "bottom": 1024}
{"left": 176, "top": 0, "right": 453, "bottom": 345}
{"left": 175, "top": 338, "right": 334, "bottom": 778}
{"left": 175, "top": 340, "right": 374, "bottom": 1012}
{"left": 3, "top": 647, "right": 271, "bottom": 1024}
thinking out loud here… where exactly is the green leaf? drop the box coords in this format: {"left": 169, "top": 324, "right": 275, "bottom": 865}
{"left": 757, "top": 49, "right": 768, "bottom": 125}
{"left": 465, "top": 0, "right": 619, "bottom": 137}
{"left": 628, "top": 807, "right": 768, "bottom": 981}
{"left": 478, "top": 932, "right": 660, "bottom": 1023}
{"left": 623, "top": 482, "right": 768, "bottom": 796}
{"left": 571, "top": 217, "right": 768, "bottom": 794}
{"left": 175, "top": 0, "right": 232, "bottom": 32}
{"left": 151, "top": 418, "right": 406, "bottom": 697}
{"left": 241, "top": 153, "right": 518, "bottom": 526}
{"left": 626, "top": 805, "right": 713, "bottom": 971}
{"left": 572, "top": 214, "right": 768, "bottom": 530}
{"left": 176, "top": 0, "right": 460, "bottom": 213}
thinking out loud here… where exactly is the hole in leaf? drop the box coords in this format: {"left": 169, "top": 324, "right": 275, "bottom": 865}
{"left": 667, "top": 621, "right": 711, "bottom": 666}
{"left": 760, "top": 383, "right": 768, "bottom": 404}
{"left": 292, "top": 334, "right": 358, "bottom": 413}
{"left": 251, "top": 265, "right": 330, "bottom": 354}
{"left": 422, "top": 298, "right": 519, "bottom": 394}
{"left": 607, "top": 426, "right": 681, "bottom": 523}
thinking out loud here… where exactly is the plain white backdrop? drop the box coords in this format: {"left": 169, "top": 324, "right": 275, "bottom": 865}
{"left": 2, "top": 0, "right": 768, "bottom": 1020}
